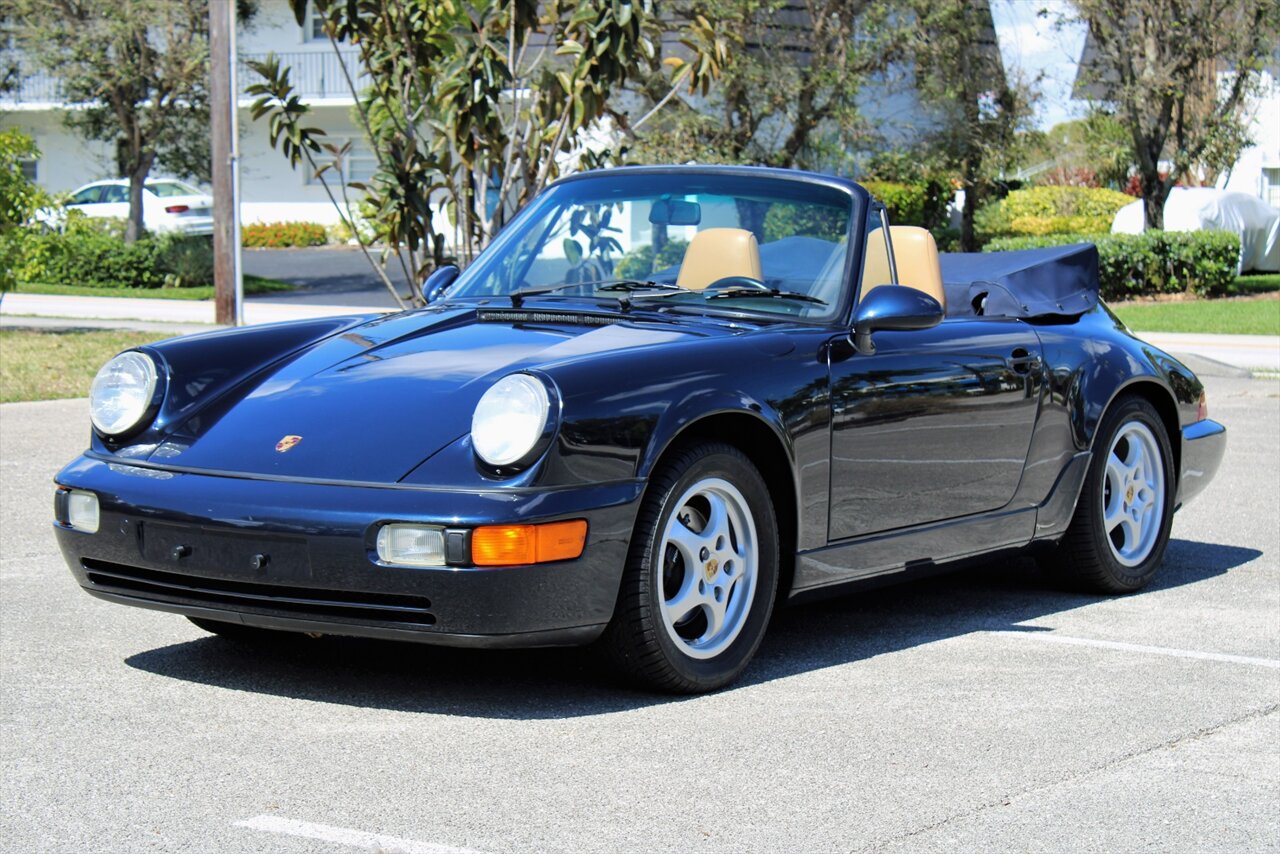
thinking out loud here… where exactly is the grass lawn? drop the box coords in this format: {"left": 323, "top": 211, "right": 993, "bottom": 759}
{"left": 1112, "top": 297, "right": 1280, "bottom": 336}
{"left": 10, "top": 275, "right": 294, "bottom": 300}
{"left": 0, "top": 329, "right": 171, "bottom": 403}
{"left": 1226, "top": 273, "right": 1280, "bottom": 296}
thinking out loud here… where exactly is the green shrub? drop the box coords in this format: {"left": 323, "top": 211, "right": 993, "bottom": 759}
{"left": 2, "top": 129, "right": 53, "bottom": 291}
{"left": 615, "top": 238, "right": 689, "bottom": 280}
{"left": 976, "top": 186, "right": 1132, "bottom": 240}
{"left": 10, "top": 214, "right": 217, "bottom": 289}
{"left": 862, "top": 181, "right": 926, "bottom": 227}
{"left": 14, "top": 220, "right": 167, "bottom": 289}
{"left": 242, "top": 221, "right": 328, "bottom": 248}
{"left": 984, "top": 230, "right": 1241, "bottom": 299}
{"left": 863, "top": 180, "right": 958, "bottom": 231}
{"left": 762, "top": 203, "right": 849, "bottom": 243}
{"left": 157, "top": 235, "right": 215, "bottom": 287}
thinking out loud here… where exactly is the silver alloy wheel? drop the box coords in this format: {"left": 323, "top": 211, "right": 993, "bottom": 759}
{"left": 1102, "top": 420, "right": 1166, "bottom": 567}
{"left": 657, "top": 477, "right": 758, "bottom": 660}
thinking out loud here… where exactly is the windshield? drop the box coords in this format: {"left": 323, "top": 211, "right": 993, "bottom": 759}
{"left": 446, "top": 171, "right": 856, "bottom": 320}
{"left": 145, "top": 180, "right": 202, "bottom": 197}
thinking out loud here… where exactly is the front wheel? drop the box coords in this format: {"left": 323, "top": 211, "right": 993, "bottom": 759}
{"left": 1043, "top": 396, "right": 1175, "bottom": 592}
{"left": 603, "top": 442, "right": 779, "bottom": 693}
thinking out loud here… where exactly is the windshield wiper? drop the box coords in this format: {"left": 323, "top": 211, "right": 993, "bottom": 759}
{"left": 509, "top": 279, "right": 677, "bottom": 307}
{"left": 596, "top": 280, "right": 682, "bottom": 292}
{"left": 704, "top": 287, "right": 827, "bottom": 305}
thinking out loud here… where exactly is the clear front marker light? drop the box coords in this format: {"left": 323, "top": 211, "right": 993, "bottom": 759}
{"left": 471, "top": 373, "right": 551, "bottom": 467}
{"left": 66, "top": 491, "right": 100, "bottom": 533}
{"left": 376, "top": 524, "right": 446, "bottom": 567}
{"left": 89, "top": 351, "right": 158, "bottom": 436}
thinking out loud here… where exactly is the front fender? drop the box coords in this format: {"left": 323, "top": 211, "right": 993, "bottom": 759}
{"left": 636, "top": 389, "right": 796, "bottom": 481}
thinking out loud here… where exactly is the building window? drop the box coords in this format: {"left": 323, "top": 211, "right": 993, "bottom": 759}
{"left": 307, "top": 2, "right": 328, "bottom": 41}
{"left": 1264, "top": 167, "right": 1280, "bottom": 209}
{"left": 306, "top": 137, "right": 377, "bottom": 186}
{"left": 19, "top": 155, "right": 37, "bottom": 182}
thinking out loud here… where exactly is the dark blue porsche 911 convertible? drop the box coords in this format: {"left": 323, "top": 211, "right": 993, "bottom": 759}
{"left": 54, "top": 166, "right": 1226, "bottom": 692}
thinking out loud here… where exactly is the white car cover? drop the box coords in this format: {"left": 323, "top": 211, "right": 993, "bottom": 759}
{"left": 1111, "top": 187, "right": 1280, "bottom": 273}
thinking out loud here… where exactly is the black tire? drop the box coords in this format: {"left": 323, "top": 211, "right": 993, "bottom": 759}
{"left": 187, "top": 615, "right": 288, "bottom": 643}
{"left": 602, "top": 441, "right": 779, "bottom": 693}
{"left": 1042, "top": 395, "right": 1175, "bottom": 593}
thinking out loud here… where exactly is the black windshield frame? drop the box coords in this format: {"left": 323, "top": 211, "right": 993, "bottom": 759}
{"left": 442, "top": 167, "right": 868, "bottom": 325}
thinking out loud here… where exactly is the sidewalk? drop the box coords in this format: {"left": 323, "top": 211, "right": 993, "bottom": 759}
{"left": 2, "top": 291, "right": 1277, "bottom": 375}
{"left": 0, "top": 292, "right": 382, "bottom": 326}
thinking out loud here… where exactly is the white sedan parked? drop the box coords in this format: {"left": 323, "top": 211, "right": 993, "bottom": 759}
{"left": 64, "top": 178, "right": 215, "bottom": 236}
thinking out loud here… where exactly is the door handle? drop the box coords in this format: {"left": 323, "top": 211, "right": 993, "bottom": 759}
{"left": 1009, "top": 347, "right": 1041, "bottom": 374}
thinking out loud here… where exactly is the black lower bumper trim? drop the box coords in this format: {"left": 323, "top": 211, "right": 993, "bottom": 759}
{"left": 83, "top": 588, "right": 607, "bottom": 649}
{"left": 82, "top": 558, "right": 436, "bottom": 626}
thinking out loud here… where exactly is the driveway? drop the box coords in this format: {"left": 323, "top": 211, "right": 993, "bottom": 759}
{"left": 243, "top": 247, "right": 407, "bottom": 308}
{"left": 1, "top": 375, "right": 1276, "bottom": 852}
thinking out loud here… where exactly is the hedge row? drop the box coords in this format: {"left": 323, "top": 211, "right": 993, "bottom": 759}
{"left": 242, "top": 220, "right": 328, "bottom": 248}
{"left": 862, "top": 180, "right": 951, "bottom": 231}
{"left": 984, "top": 230, "right": 1240, "bottom": 299}
{"left": 977, "top": 186, "right": 1133, "bottom": 240}
{"left": 7, "top": 218, "right": 214, "bottom": 289}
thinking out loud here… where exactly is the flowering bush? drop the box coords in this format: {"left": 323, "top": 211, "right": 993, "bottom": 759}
{"left": 242, "top": 221, "right": 328, "bottom": 248}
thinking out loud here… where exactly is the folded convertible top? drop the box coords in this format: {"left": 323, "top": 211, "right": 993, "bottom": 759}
{"left": 938, "top": 243, "right": 1100, "bottom": 318}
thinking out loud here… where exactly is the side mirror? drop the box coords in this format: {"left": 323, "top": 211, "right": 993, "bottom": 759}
{"left": 423, "top": 264, "right": 460, "bottom": 303}
{"left": 852, "top": 285, "right": 944, "bottom": 355}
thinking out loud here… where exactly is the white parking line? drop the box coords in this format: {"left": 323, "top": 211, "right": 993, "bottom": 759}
{"left": 996, "top": 631, "right": 1280, "bottom": 669}
{"left": 234, "top": 815, "right": 485, "bottom": 854}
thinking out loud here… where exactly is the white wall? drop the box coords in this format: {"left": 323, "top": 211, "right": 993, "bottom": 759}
{"left": 2, "top": 101, "right": 364, "bottom": 224}
{"left": 1219, "top": 69, "right": 1280, "bottom": 203}
{"left": 0, "top": 111, "right": 115, "bottom": 192}
{"left": 238, "top": 0, "right": 325, "bottom": 54}
{"left": 239, "top": 104, "right": 361, "bottom": 224}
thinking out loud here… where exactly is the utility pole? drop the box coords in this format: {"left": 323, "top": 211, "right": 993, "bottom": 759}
{"left": 210, "top": 0, "right": 243, "bottom": 325}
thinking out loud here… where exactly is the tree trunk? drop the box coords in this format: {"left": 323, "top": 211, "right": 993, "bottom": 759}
{"left": 960, "top": 168, "right": 978, "bottom": 252}
{"left": 1140, "top": 172, "right": 1166, "bottom": 230}
{"left": 123, "top": 152, "right": 155, "bottom": 244}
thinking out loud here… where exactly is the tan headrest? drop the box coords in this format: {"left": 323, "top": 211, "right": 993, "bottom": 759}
{"left": 859, "top": 225, "right": 945, "bottom": 311}
{"left": 676, "top": 228, "right": 763, "bottom": 290}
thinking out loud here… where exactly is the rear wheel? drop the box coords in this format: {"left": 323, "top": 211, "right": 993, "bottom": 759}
{"left": 603, "top": 442, "right": 778, "bottom": 693}
{"left": 1044, "top": 396, "right": 1175, "bottom": 592}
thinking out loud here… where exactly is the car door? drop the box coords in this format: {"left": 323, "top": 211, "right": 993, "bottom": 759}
{"left": 827, "top": 317, "right": 1043, "bottom": 541}
{"left": 66, "top": 185, "right": 104, "bottom": 214}
{"left": 96, "top": 184, "right": 131, "bottom": 222}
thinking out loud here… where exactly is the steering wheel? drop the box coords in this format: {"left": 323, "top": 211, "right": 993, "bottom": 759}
{"left": 704, "top": 275, "right": 768, "bottom": 291}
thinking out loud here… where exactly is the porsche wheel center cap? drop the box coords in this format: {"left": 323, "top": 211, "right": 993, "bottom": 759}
{"left": 1125, "top": 484, "right": 1135, "bottom": 504}
{"left": 704, "top": 558, "right": 719, "bottom": 581}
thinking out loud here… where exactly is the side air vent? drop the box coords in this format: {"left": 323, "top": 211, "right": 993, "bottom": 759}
{"left": 478, "top": 309, "right": 619, "bottom": 327}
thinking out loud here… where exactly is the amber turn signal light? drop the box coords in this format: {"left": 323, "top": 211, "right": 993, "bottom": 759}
{"left": 1197, "top": 391, "right": 1208, "bottom": 422}
{"left": 471, "top": 519, "right": 588, "bottom": 566}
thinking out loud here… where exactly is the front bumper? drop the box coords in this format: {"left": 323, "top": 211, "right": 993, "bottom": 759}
{"left": 1177, "top": 418, "right": 1226, "bottom": 507}
{"left": 54, "top": 455, "right": 643, "bottom": 647}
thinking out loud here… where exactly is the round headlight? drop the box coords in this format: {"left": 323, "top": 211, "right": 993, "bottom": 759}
{"left": 471, "top": 373, "right": 552, "bottom": 467}
{"left": 90, "top": 351, "right": 158, "bottom": 436}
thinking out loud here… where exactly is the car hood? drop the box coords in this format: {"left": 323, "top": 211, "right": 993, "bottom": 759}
{"left": 145, "top": 305, "right": 729, "bottom": 482}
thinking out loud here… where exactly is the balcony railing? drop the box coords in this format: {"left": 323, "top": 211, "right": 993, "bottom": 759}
{"left": 1, "top": 50, "right": 368, "bottom": 105}
{"left": 241, "top": 50, "right": 370, "bottom": 100}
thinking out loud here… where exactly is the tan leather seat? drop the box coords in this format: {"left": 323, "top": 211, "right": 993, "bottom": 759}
{"left": 676, "top": 228, "right": 763, "bottom": 290}
{"left": 859, "top": 225, "right": 946, "bottom": 311}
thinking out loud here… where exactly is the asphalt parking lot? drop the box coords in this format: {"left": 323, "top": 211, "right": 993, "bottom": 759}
{"left": 2, "top": 374, "right": 1277, "bottom": 853}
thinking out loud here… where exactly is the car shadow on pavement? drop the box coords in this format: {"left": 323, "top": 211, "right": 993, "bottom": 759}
{"left": 124, "top": 538, "right": 1261, "bottom": 719}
